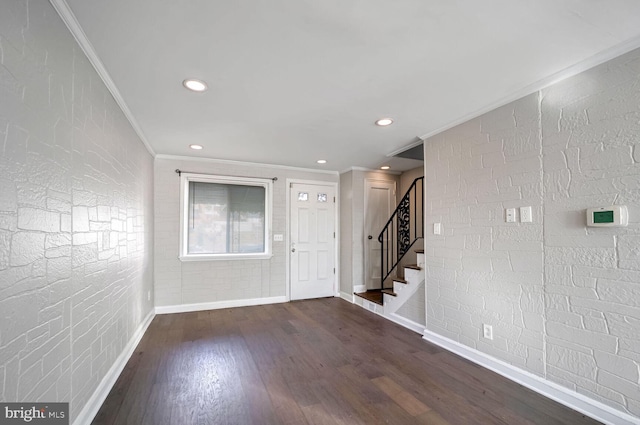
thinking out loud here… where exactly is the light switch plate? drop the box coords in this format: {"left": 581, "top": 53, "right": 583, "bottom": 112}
{"left": 433, "top": 223, "right": 442, "bottom": 235}
{"left": 273, "top": 234, "right": 284, "bottom": 241}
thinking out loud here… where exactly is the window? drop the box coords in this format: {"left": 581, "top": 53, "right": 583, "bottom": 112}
{"left": 179, "top": 173, "right": 272, "bottom": 260}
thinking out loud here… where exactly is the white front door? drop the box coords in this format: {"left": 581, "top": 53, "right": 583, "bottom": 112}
{"left": 364, "top": 179, "right": 395, "bottom": 290}
{"left": 290, "top": 183, "right": 336, "bottom": 300}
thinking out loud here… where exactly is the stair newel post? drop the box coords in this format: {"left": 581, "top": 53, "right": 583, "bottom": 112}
{"left": 380, "top": 228, "right": 384, "bottom": 292}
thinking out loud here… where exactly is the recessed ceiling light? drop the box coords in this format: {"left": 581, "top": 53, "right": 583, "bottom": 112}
{"left": 183, "top": 79, "right": 208, "bottom": 92}
{"left": 317, "top": 159, "right": 327, "bottom": 164}
{"left": 380, "top": 166, "right": 390, "bottom": 170}
{"left": 375, "top": 118, "right": 394, "bottom": 126}
{"left": 189, "top": 144, "right": 203, "bottom": 150}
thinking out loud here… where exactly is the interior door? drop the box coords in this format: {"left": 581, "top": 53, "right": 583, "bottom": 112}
{"left": 290, "top": 183, "right": 336, "bottom": 300}
{"left": 364, "top": 180, "right": 395, "bottom": 290}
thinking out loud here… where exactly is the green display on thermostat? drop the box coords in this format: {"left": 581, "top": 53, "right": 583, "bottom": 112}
{"left": 593, "top": 210, "right": 614, "bottom": 223}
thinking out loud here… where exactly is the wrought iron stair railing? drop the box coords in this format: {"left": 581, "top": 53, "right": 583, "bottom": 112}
{"left": 377, "top": 176, "right": 424, "bottom": 289}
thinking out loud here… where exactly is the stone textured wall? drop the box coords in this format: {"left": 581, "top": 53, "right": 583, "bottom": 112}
{"left": 425, "top": 93, "right": 545, "bottom": 375}
{"left": 541, "top": 51, "right": 640, "bottom": 415}
{"left": 154, "top": 157, "right": 337, "bottom": 306}
{"left": 424, "top": 48, "right": 640, "bottom": 417}
{"left": 0, "top": 1, "right": 154, "bottom": 421}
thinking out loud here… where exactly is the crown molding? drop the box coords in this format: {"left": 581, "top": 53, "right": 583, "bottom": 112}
{"left": 339, "top": 166, "right": 401, "bottom": 175}
{"left": 155, "top": 154, "right": 340, "bottom": 175}
{"left": 49, "top": 0, "right": 156, "bottom": 157}
{"left": 419, "top": 35, "right": 640, "bottom": 143}
{"left": 386, "top": 136, "right": 426, "bottom": 158}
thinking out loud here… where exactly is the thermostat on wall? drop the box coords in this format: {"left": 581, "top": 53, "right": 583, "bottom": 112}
{"left": 586, "top": 205, "right": 628, "bottom": 227}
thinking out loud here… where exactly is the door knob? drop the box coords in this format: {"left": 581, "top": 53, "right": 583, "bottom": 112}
{"left": 291, "top": 248, "right": 296, "bottom": 252}
{"left": 368, "top": 235, "right": 373, "bottom": 240}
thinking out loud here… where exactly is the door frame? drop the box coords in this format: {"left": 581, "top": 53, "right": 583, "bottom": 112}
{"left": 286, "top": 178, "right": 340, "bottom": 301}
{"left": 363, "top": 178, "right": 396, "bottom": 291}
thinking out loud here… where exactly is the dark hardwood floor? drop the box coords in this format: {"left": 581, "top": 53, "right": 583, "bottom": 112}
{"left": 92, "top": 298, "right": 601, "bottom": 425}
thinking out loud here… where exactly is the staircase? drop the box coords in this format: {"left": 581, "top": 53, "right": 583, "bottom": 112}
{"left": 354, "top": 249, "right": 425, "bottom": 332}
{"left": 354, "top": 177, "right": 424, "bottom": 331}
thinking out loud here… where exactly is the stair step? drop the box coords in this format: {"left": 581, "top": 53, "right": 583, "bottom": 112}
{"left": 415, "top": 249, "right": 424, "bottom": 254}
{"left": 405, "top": 264, "right": 422, "bottom": 270}
{"left": 381, "top": 289, "right": 397, "bottom": 297}
{"left": 393, "top": 277, "right": 407, "bottom": 284}
{"left": 354, "top": 290, "right": 383, "bottom": 305}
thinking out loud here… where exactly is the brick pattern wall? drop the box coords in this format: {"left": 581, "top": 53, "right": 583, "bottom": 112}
{"left": 541, "top": 50, "right": 640, "bottom": 415}
{"left": 154, "top": 157, "right": 337, "bottom": 306}
{"left": 425, "top": 93, "right": 545, "bottom": 374}
{"left": 0, "top": 1, "right": 154, "bottom": 421}
{"left": 424, "top": 48, "right": 640, "bottom": 417}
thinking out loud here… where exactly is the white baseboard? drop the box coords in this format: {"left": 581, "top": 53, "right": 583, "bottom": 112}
{"left": 353, "top": 284, "right": 366, "bottom": 293}
{"left": 340, "top": 291, "right": 354, "bottom": 303}
{"left": 73, "top": 309, "right": 155, "bottom": 425}
{"left": 155, "top": 296, "right": 287, "bottom": 314}
{"left": 422, "top": 330, "right": 640, "bottom": 425}
{"left": 388, "top": 313, "right": 425, "bottom": 335}
{"left": 352, "top": 297, "right": 425, "bottom": 335}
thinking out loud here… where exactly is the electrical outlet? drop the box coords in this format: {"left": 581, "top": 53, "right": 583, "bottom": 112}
{"left": 520, "top": 206, "right": 532, "bottom": 223}
{"left": 506, "top": 208, "right": 516, "bottom": 223}
{"left": 483, "top": 324, "right": 493, "bottom": 340}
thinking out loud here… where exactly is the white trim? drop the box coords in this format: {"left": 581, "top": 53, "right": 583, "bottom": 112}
{"left": 388, "top": 313, "right": 425, "bottom": 335}
{"left": 353, "top": 284, "right": 366, "bottom": 293}
{"left": 422, "top": 330, "right": 640, "bottom": 425}
{"left": 178, "top": 173, "right": 273, "bottom": 260}
{"left": 72, "top": 309, "right": 155, "bottom": 425}
{"left": 418, "top": 36, "right": 640, "bottom": 144}
{"left": 49, "top": 0, "right": 156, "bottom": 158}
{"left": 386, "top": 137, "right": 426, "bottom": 158}
{"left": 340, "top": 291, "right": 354, "bottom": 303}
{"left": 156, "top": 154, "right": 339, "bottom": 175}
{"left": 155, "top": 296, "right": 287, "bottom": 315}
{"left": 352, "top": 297, "right": 425, "bottom": 335}
{"left": 286, "top": 179, "right": 340, "bottom": 302}
{"left": 340, "top": 166, "right": 375, "bottom": 173}
{"left": 285, "top": 178, "right": 340, "bottom": 300}
{"left": 339, "top": 165, "right": 401, "bottom": 175}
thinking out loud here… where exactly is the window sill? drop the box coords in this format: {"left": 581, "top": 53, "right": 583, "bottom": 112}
{"left": 179, "top": 253, "right": 273, "bottom": 262}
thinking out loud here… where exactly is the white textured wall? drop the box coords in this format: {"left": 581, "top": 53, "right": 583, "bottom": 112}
{"left": 541, "top": 51, "right": 640, "bottom": 415}
{"left": 154, "top": 157, "right": 337, "bottom": 306}
{"left": 0, "top": 1, "right": 154, "bottom": 421}
{"left": 424, "top": 48, "right": 640, "bottom": 418}
{"left": 425, "top": 93, "right": 545, "bottom": 374}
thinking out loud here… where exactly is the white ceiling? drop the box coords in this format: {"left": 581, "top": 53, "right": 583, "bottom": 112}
{"left": 57, "top": 0, "right": 640, "bottom": 172}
